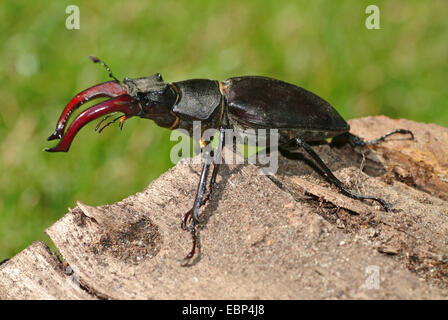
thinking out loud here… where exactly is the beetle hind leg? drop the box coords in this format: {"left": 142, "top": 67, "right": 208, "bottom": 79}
{"left": 281, "top": 137, "right": 390, "bottom": 211}
{"left": 346, "top": 129, "right": 414, "bottom": 147}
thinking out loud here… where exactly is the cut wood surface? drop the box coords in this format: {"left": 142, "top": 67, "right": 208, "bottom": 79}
{"left": 1, "top": 116, "right": 447, "bottom": 299}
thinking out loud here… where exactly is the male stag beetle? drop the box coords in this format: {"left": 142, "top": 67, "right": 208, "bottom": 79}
{"left": 46, "top": 56, "right": 414, "bottom": 263}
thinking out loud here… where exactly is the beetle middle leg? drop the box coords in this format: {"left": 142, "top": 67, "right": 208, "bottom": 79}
{"left": 281, "top": 136, "right": 390, "bottom": 211}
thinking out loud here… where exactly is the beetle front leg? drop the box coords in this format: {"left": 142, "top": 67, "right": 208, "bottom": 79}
{"left": 200, "top": 126, "right": 226, "bottom": 204}
{"left": 181, "top": 127, "right": 226, "bottom": 263}
{"left": 181, "top": 143, "right": 213, "bottom": 263}
{"left": 281, "top": 136, "right": 390, "bottom": 211}
{"left": 181, "top": 127, "right": 226, "bottom": 228}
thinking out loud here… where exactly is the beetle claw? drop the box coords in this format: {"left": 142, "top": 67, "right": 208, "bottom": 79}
{"left": 46, "top": 95, "right": 139, "bottom": 152}
{"left": 47, "top": 81, "right": 128, "bottom": 142}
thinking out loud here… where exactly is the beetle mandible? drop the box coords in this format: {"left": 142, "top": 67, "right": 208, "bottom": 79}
{"left": 46, "top": 57, "right": 414, "bottom": 262}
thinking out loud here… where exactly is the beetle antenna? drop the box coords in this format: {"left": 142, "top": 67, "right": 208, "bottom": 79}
{"left": 89, "top": 56, "right": 120, "bottom": 82}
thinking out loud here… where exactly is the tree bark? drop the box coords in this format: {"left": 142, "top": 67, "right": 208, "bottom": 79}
{"left": 1, "top": 116, "right": 447, "bottom": 299}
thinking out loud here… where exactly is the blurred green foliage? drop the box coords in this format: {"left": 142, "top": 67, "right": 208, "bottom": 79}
{"left": 0, "top": 0, "right": 447, "bottom": 260}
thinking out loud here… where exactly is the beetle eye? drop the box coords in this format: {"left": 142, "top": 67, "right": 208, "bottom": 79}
{"left": 137, "top": 93, "right": 153, "bottom": 108}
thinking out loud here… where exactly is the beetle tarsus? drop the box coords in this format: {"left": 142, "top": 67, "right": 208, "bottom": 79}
{"left": 181, "top": 224, "right": 199, "bottom": 265}
{"left": 181, "top": 208, "right": 193, "bottom": 231}
{"left": 347, "top": 129, "right": 414, "bottom": 147}
{"left": 181, "top": 192, "right": 214, "bottom": 231}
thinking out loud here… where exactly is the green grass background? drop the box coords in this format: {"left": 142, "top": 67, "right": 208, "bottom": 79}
{"left": 0, "top": 0, "right": 447, "bottom": 260}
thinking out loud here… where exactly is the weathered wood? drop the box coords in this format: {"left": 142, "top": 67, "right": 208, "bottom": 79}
{"left": 274, "top": 116, "right": 448, "bottom": 290}
{"left": 1, "top": 116, "right": 447, "bottom": 299}
{"left": 0, "top": 241, "right": 95, "bottom": 299}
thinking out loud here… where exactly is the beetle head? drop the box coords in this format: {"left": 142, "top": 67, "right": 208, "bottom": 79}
{"left": 46, "top": 57, "right": 177, "bottom": 152}
{"left": 123, "top": 75, "right": 178, "bottom": 128}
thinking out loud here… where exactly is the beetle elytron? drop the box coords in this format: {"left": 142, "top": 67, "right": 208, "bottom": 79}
{"left": 46, "top": 57, "right": 413, "bottom": 262}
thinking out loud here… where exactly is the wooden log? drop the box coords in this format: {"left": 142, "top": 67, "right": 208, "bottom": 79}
{"left": 1, "top": 116, "right": 447, "bottom": 299}
{"left": 0, "top": 241, "right": 95, "bottom": 299}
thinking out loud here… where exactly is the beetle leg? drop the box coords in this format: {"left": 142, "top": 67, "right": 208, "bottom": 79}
{"left": 181, "top": 127, "right": 226, "bottom": 263}
{"left": 181, "top": 126, "right": 226, "bottom": 230}
{"left": 281, "top": 137, "right": 390, "bottom": 211}
{"left": 180, "top": 148, "right": 212, "bottom": 263}
{"left": 192, "top": 149, "right": 213, "bottom": 224}
{"left": 95, "top": 112, "right": 120, "bottom": 131}
{"left": 346, "top": 129, "right": 414, "bottom": 147}
{"left": 201, "top": 126, "right": 226, "bottom": 203}
{"left": 97, "top": 114, "right": 125, "bottom": 133}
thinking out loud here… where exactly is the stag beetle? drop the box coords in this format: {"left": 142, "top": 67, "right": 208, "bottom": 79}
{"left": 46, "top": 57, "right": 413, "bottom": 262}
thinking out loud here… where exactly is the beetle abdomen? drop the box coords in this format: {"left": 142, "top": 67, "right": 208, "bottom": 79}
{"left": 223, "top": 76, "right": 349, "bottom": 137}
{"left": 172, "top": 79, "right": 222, "bottom": 121}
